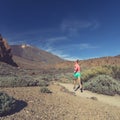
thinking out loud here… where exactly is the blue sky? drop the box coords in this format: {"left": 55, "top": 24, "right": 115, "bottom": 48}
{"left": 0, "top": 0, "right": 120, "bottom": 60}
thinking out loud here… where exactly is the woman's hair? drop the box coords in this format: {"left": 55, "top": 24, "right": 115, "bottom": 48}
{"left": 76, "top": 59, "right": 79, "bottom": 63}
{"left": 0, "top": 34, "right": 3, "bottom": 40}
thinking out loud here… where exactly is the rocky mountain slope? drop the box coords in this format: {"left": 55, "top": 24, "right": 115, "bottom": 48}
{"left": 11, "top": 44, "right": 64, "bottom": 69}
{"left": 11, "top": 44, "right": 64, "bottom": 63}
{"left": 0, "top": 34, "right": 18, "bottom": 67}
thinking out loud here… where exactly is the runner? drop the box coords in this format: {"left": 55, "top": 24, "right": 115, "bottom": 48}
{"left": 73, "top": 60, "right": 83, "bottom": 92}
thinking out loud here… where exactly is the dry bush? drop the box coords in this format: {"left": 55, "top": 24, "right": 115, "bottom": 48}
{"left": 0, "top": 92, "right": 16, "bottom": 117}
{"left": 40, "top": 87, "right": 52, "bottom": 93}
{"left": 84, "top": 75, "right": 120, "bottom": 96}
{"left": 0, "top": 75, "right": 49, "bottom": 87}
{"left": 81, "top": 66, "right": 112, "bottom": 82}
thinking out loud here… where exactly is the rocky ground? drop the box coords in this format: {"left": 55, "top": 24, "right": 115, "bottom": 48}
{"left": 0, "top": 83, "right": 120, "bottom": 120}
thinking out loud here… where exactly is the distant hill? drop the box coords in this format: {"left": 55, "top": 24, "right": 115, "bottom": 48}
{"left": 54, "top": 56, "right": 120, "bottom": 71}
{"left": 115, "top": 55, "right": 120, "bottom": 57}
{"left": 10, "top": 44, "right": 120, "bottom": 70}
{"left": 11, "top": 44, "right": 64, "bottom": 69}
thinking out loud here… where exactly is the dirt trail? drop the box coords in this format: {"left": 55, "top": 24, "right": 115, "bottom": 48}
{"left": 1, "top": 84, "right": 120, "bottom": 120}
{"left": 59, "top": 82, "right": 120, "bottom": 107}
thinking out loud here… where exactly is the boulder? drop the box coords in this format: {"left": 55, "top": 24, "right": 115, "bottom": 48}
{"left": 0, "top": 34, "right": 18, "bottom": 67}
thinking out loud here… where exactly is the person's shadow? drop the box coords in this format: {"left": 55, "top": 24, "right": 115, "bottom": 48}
{"left": 1, "top": 100, "right": 27, "bottom": 117}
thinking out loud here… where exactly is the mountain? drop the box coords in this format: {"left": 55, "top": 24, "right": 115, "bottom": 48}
{"left": 11, "top": 44, "right": 64, "bottom": 69}
{"left": 10, "top": 44, "right": 120, "bottom": 70}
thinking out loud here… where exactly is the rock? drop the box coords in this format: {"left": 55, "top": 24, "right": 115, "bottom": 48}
{"left": 0, "top": 34, "right": 18, "bottom": 67}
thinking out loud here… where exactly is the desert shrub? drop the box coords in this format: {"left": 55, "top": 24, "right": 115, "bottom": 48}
{"left": 52, "top": 73, "right": 61, "bottom": 81}
{"left": 42, "top": 74, "right": 54, "bottom": 81}
{"left": 0, "top": 76, "right": 35, "bottom": 87}
{"left": 102, "top": 65, "right": 120, "bottom": 81}
{"left": 84, "top": 75, "right": 120, "bottom": 96}
{"left": 81, "top": 66, "right": 112, "bottom": 82}
{"left": 32, "top": 75, "right": 50, "bottom": 86}
{"left": 38, "top": 80, "right": 49, "bottom": 87}
{"left": 40, "top": 87, "right": 52, "bottom": 93}
{"left": 57, "top": 73, "right": 73, "bottom": 83}
{"left": 110, "top": 65, "right": 120, "bottom": 80}
{"left": 0, "top": 75, "right": 50, "bottom": 87}
{"left": 0, "top": 92, "right": 16, "bottom": 117}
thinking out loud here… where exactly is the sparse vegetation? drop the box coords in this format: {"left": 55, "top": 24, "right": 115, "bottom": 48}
{"left": 0, "top": 76, "right": 34, "bottom": 87}
{"left": 38, "top": 80, "right": 49, "bottom": 87}
{"left": 0, "top": 76, "right": 50, "bottom": 87}
{"left": 107, "top": 65, "right": 120, "bottom": 80}
{"left": 84, "top": 75, "right": 120, "bottom": 96}
{"left": 56, "top": 73, "right": 73, "bottom": 83}
{"left": 81, "top": 66, "right": 112, "bottom": 82}
{"left": 40, "top": 87, "right": 52, "bottom": 93}
{"left": 0, "top": 92, "right": 16, "bottom": 117}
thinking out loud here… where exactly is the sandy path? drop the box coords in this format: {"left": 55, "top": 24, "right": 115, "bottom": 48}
{"left": 59, "top": 82, "right": 120, "bottom": 107}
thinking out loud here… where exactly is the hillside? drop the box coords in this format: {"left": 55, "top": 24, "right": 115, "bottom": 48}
{"left": 11, "top": 44, "right": 64, "bottom": 69}
{"left": 54, "top": 56, "right": 120, "bottom": 71}
{"left": 9, "top": 44, "right": 120, "bottom": 70}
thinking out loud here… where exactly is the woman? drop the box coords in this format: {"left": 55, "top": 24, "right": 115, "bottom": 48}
{"left": 73, "top": 60, "right": 83, "bottom": 92}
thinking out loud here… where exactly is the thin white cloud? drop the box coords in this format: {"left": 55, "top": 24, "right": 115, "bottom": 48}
{"left": 47, "top": 36, "right": 67, "bottom": 42}
{"left": 54, "top": 43, "right": 99, "bottom": 50}
{"left": 60, "top": 19, "right": 100, "bottom": 36}
{"left": 45, "top": 47, "right": 75, "bottom": 60}
{"left": 61, "top": 20, "right": 91, "bottom": 31}
{"left": 3, "top": 28, "right": 55, "bottom": 44}
{"left": 9, "top": 40, "right": 27, "bottom": 45}
{"left": 44, "top": 36, "right": 68, "bottom": 48}
{"left": 79, "top": 43, "right": 99, "bottom": 49}
{"left": 46, "top": 42, "right": 99, "bottom": 60}
{"left": 45, "top": 47, "right": 91, "bottom": 61}
{"left": 6, "top": 28, "right": 68, "bottom": 46}
{"left": 45, "top": 44, "right": 97, "bottom": 61}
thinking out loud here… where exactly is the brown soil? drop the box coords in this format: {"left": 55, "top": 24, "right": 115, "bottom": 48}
{"left": 0, "top": 83, "right": 120, "bottom": 120}
{"left": 59, "top": 83, "right": 120, "bottom": 107}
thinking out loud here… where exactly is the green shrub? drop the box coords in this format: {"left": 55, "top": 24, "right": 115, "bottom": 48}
{"left": 0, "top": 92, "right": 16, "bottom": 116}
{"left": 84, "top": 75, "right": 120, "bottom": 96}
{"left": 110, "top": 65, "right": 120, "bottom": 80}
{"left": 57, "top": 73, "right": 73, "bottom": 83}
{"left": 0, "top": 76, "right": 34, "bottom": 87}
{"left": 0, "top": 76, "right": 49, "bottom": 87}
{"left": 81, "top": 66, "right": 112, "bottom": 82}
{"left": 101, "top": 65, "right": 120, "bottom": 80}
{"left": 40, "top": 87, "right": 52, "bottom": 93}
{"left": 38, "top": 80, "right": 49, "bottom": 87}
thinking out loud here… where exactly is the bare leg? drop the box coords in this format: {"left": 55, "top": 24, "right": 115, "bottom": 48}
{"left": 78, "top": 77, "right": 83, "bottom": 92}
{"left": 73, "top": 79, "right": 77, "bottom": 89}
